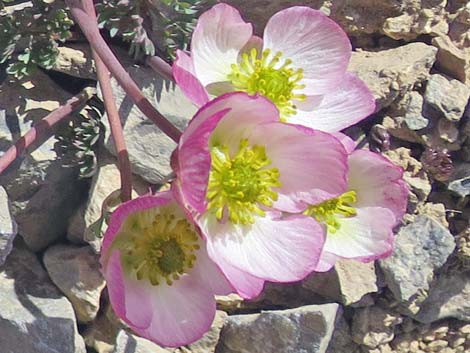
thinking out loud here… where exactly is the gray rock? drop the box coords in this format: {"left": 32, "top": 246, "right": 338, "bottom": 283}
{"left": 303, "top": 260, "right": 378, "bottom": 306}
{"left": 216, "top": 304, "right": 340, "bottom": 353}
{"left": 101, "top": 59, "right": 197, "bottom": 184}
{"left": 0, "top": 70, "right": 88, "bottom": 251}
{"left": 448, "top": 162, "right": 470, "bottom": 198}
{"left": 0, "top": 245, "right": 86, "bottom": 353}
{"left": 379, "top": 216, "right": 455, "bottom": 303}
{"left": 0, "top": 186, "right": 17, "bottom": 265}
{"left": 415, "top": 271, "right": 470, "bottom": 323}
{"left": 433, "top": 35, "right": 470, "bottom": 84}
{"left": 48, "top": 44, "right": 96, "bottom": 80}
{"left": 325, "top": 316, "right": 359, "bottom": 353}
{"left": 351, "top": 306, "right": 402, "bottom": 349}
{"left": 113, "top": 330, "right": 173, "bottom": 353}
{"left": 401, "top": 92, "right": 428, "bottom": 131}
{"left": 84, "top": 304, "right": 125, "bottom": 353}
{"left": 43, "top": 244, "right": 106, "bottom": 323}
{"left": 349, "top": 43, "right": 437, "bottom": 110}
{"left": 424, "top": 74, "right": 470, "bottom": 122}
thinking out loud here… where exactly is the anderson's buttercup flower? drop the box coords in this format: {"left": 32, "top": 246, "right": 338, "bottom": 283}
{"left": 173, "top": 4, "right": 375, "bottom": 132}
{"left": 303, "top": 135, "right": 408, "bottom": 272}
{"left": 172, "top": 92, "right": 349, "bottom": 298}
{"left": 100, "top": 192, "right": 233, "bottom": 347}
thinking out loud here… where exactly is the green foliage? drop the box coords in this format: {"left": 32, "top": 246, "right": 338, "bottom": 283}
{"left": 0, "top": 0, "right": 73, "bottom": 79}
{"left": 96, "top": 0, "right": 155, "bottom": 60}
{"left": 55, "top": 97, "right": 105, "bottom": 178}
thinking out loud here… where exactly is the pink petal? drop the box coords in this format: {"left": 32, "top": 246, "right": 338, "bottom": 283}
{"left": 176, "top": 93, "right": 279, "bottom": 213}
{"left": 314, "top": 250, "right": 339, "bottom": 272}
{"left": 103, "top": 251, "right": 127, "bottom": 323}
{"left": 192, "top": 3, "right": 252, "bottom": 86}
{"left": 212, "top": 254, "right": 265, "bottom": 299}
{"left": 324, "top": 207, "right": 396, "bottom": 260}
{"left": 248, "top": 122, "right": 349, "bottom": 212}
{"left": 101, "top": 193, "right": 172, "bottom": 256}
{"left": 348, "top": 150, "right": 408, "bottom": 222}
{"left": 333, "top": 132, "right": 357, "bottom": 154}
{"left": 201, "top": 212, "right": 324, "bottom": 283}
{"left": 173, "top": 50, "right": 209, "bottom": 107}
{"left": 288, "top": 73, "right": 375, "bottom": 132}
{"left": 133, "top": 276, "right": 216, "bottom": 348}
{"left": 263, "top": 6, "right": 351, "bottom": 94}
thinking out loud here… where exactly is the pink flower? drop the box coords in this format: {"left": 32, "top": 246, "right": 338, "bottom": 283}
{"left": 172, "top": 92, "right": 349, "bottom": 298}
{"left": 173, "top": 4, "right": 375, "bottom": 132}
{"left": 100, "top": 191, "right": 233, "bottom": 347}
{"left": 303, "top": 135, "right": 408, "bottom": 272}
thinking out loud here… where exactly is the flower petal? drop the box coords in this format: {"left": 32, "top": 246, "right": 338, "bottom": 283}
{"left": 324, "top": 207, "right": 396, "bottom": 260}
{"left": 133, "top": 276, "right": 216, "bottom": 348}
{"left": 201, "top": 212, "right": 324, "bottom": 283}
{"left": 175, "top": 93, "right": 279, "bottom": 213}
{"left": 348, "top": 150, "right": 408, "bottom": 222}
{"left": 314, "top": 250, "right": 339, "bottom": 272}
{"left": 263, "top": 6, "right": 351, "bottom": 94}
{"left": 288, "top": 73, "right": 375, "bottom": 132}
{"left": 173, "top": 50, "right": 210, "bottom": 107}
{"left": 333, "top": 132, "right": 357, "bottom": 154}
{"left": 247, "top": 122, "right": 348, "bottom": 212}
{"left": 192, "top": 3, "right": 252, "bottom": 86}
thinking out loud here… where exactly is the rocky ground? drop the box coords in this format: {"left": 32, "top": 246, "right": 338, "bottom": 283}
{"left": 1, "top": 1, "right": 470, "bottom": 353}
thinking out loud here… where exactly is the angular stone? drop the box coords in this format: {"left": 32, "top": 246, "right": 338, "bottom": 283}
{"left": 43, "top": 244, "right": 106, "bottom": 323}
{"left": 351, "top": 306, "right": 402, "bottom": 348}
{"left": 415, "top": 272, "right": 470, "bottom": 323}
{"left": 400, "top": 92, "right": 428, "bottom": 131}
{"left": 0, "top": 70, "right": 88, "bottom": 251}
{"left": 217, "top": 304, "right": 340, "bottom": 353}
{"left": 379, "top": 216, "right": 455, "bottom": 303}
{"left": 0, "top": 245, "right": 86, "bottom": 353}
{"left": 0, "top": 186, "right": 17, "bottom": 266}
{"left": 424, "top": 74, "right": 470, "bottom": 122}
{"left": 303, "top": 260, "right": 378, "bottom": 306}
{"left": 433, "top": 35, "right": 470, "bottom": 84}
{"left": 48, "top": 44, "right": 95, "bottom": 80}
{"left": 448, "top": 162, "right": 470, "bottom": 198}
{"left": 325, "top": 316, "right": 359, "bottom": 353}
{"left": 187, "top": 310, "right": 227, "bottom": 353}
{"left": 84, "top": 304, "right": 125, "bottom": 353}
{"left": 112, "top": 330, "right": 173, "bottom": 353}
{"left": 102, "top": 60, "right": 197, "bottom": 184}
{"left": 349, "top": 43, "right": 437, "bottom": 110}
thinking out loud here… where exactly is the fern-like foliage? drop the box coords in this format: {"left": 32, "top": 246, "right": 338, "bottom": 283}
{"left": 0, "top": 0, "right": 73, "bottom": 79}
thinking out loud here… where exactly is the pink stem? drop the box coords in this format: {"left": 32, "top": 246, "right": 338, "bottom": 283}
{"left": 83, "top": 0, "right": 132, "bottom": 202}
{"left": 65, "top": 0, "right": 182, "bottom": 142}
{"left": 0, "top": 89, "right": 93, "bottom": 175}
{"left": 145, "top": 56, "right": 174, "bottom": 82}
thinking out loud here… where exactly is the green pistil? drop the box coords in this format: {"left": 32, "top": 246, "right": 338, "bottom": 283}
{"left": 115, "top": 212, "right": 199, "bottom": 286}
{"left": 304, "top": 191, "right": 358, "bottom": 233}
{"left": 228, "top": 48, "right": 306, "bottom": 120}
{"left": 207, "top": 139, "right": 281, "bottom": 225}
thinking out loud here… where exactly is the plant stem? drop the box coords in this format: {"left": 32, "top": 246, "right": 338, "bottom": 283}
{"left": 0, "top": 88, "right": 94, "bottom": 175}
{"left": 145, "top": 56, "right": 174, "bottom": 82}
{"left": 83, "top": 0, "right": 133, "bottom": 202}
{"left": 65, "top": 0, "right": 182, "bottom": 142}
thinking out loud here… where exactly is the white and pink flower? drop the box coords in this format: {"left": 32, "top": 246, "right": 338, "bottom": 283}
{"left": 303, "top": 135, "right": 408, "bottom": 272}
{"left": 100, "top": 192, "right": 233, "bottom": 347}
{"left": 173, "top": 4, "right": 375, "bottom": 132}
{"left": 172, "top": 92, "right": 349, "bottom": 298}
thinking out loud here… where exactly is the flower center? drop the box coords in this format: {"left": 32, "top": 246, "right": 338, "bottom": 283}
{"left": 304, "top": 191, "right": 358, "bottom": 233}
{"left": 114, "top": 210, "right": 200, "bottom": 286}
{"left": 227, "top": 48, "right": 306, "bottom": 120}
{"left": 206, "top": 139, "right": 281, "bottom": 225}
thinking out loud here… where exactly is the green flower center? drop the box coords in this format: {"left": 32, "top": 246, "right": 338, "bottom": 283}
{"left": 227, "top": 48, "right": 306, "bottom": 121}
{"left": 206, "top": 139, "right": 281, "bottom": 225}
{"left": 304, "top": 191, "right": 358, "bottom": 233}
{"left": 114, "top": 210, "right": 199, "bottom": 286}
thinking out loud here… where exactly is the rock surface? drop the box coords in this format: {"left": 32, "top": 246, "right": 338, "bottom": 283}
{"left": 216, "top": 304, "right": 340, "bottom": 353}
{"left": 187, "top": 311, "right": 227, "bottom": 353}
{"left": 0, "top": 186, "right": 17, "bottom": 266}
{"left": 113, "top": 330, "right": 173, "bottom": 353}
{"left": 415, "top": 271, "right": 470, "bottom": 323}
{"left": 48, "top": 44, "right": 95, "bottom": 80}
{"left": 43, "top": 244, "right": 106, "bottom": 323}
{"left": 0, "top": 71, "right": 88, "bottom": 251}
{"left": 380, "top": 216, "right": 455, "bottom": 303}
{"left": 423, "top": 74, "right": 470, "bottom": 122}
{"left": 349, "top": 43, "right": 437, "bottom": 110}
{"left": 101, "top": 60, "right": 197, "bottom": 184}
{"left": 0, "top": 246, "right": 86, "bottom": 353}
